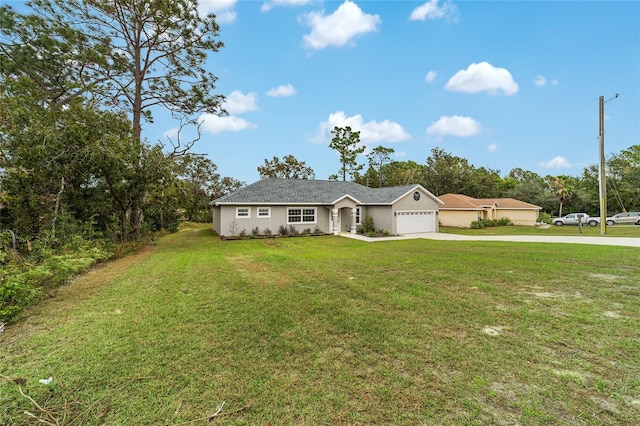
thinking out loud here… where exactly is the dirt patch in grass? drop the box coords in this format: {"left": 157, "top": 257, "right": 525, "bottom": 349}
{"left": 482, "top": 326, "right": 506, "bottom": 336}
{"left": 589, "top": 273, "right": 627, "bottom": 282}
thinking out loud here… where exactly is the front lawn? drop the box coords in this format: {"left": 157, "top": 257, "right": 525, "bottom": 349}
{"left": 441, "top": 224, "right": 640, "bottom": 238}
{"left": 1, "top": 227, "right": 639, "bottom": 424}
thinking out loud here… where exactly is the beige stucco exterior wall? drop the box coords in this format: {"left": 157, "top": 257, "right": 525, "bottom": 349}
{"left": 496, "top": 209, "right": 539, "bottom": 226}
{"left": 366, "top": 205, "right": 393, "bottom": 233}
{"left": 439, "top": 208, "right": 539, "bottom": 227}
{"left": 213, "top": 205, "right": 332, "bottom": 236}
{"left": 439, "top": 210, "right": 481, "bottom": 228}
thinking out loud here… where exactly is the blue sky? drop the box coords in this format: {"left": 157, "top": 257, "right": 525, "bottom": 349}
{"left": 10, "top": 0, "right": 640, "bottom": 184}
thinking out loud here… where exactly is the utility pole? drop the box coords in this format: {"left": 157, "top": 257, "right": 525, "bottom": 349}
{"left": 598, "top": 93, "right": 619, "bottom": 235}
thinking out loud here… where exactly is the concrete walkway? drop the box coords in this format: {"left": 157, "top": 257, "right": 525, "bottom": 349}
{"left": 341, "top": 232, "right": 640, "bottom": 247}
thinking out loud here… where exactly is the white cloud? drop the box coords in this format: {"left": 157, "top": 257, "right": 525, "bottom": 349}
{"left": 300, "top": 1, "right": 381, "bottom": 50}
{"left": 534, "top": 75, "right": 547, "bottom": 86}
{"left": 410, "top": 0, "right": 459, "bottom": 21}
{"left": 445, "top": 62, "right": 519, "bottom": 96}
{"left": 426, "top": 115, "right": 481, "bottom": 137}
{"left": 197, "top": 0, "right": 237, "bottom": 23}
{"left": 425, "top": 70, "right": 437, "bottom": 83}
{"left": 313, "top": 111, "right": 410, "bottom": 145}
{"left": 487, "top": 143, "right": 497, "bottom": 152}
{"left": 261, "top": 0, "right": 312, "bottom": 12}
{"left": 539, "top": 156, "right": 572, "bottom": 169}
{"left": 266, "top": 84, "right": 297, "bottom": 97}
{"left": 198, "top": 113, "right": 256, "bottom": 134}
{"left": 163, "top": 128, "right": 179, "bottom": 139}
{"left": 224, "top": 90, "right": 258, "bottom": 114}
{"left": 534, "top": 75, "right": 560, "bottom": 87}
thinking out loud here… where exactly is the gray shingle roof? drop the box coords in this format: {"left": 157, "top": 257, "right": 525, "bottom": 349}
{"left": 213, "top": 179, "right": 427, "bottom": 205}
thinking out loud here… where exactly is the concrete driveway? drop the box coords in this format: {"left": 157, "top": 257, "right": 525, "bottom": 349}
{"left": 342, "top": 232, "right": 640, "bottom": 247}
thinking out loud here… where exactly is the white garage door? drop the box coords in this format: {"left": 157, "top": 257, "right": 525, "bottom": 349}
{"left": 396, "top": 210, "right": 436, "bottom": 234}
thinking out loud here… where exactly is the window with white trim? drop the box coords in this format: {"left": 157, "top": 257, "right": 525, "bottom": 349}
{"left": 355, "top": 207, "right": 361, "bottom": 225}
{"left": 236, "top": 207, "right": 250, "bottom": 218}
{"left": 257, "top": 207, "right": 271, "bottom": 218}
{"left": 287, "top": 207, "right": 316, "bottom": 224}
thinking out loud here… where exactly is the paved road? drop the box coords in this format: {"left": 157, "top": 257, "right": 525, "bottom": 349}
{"left": 343, "top": 232, "right": 640, "bottom": 247}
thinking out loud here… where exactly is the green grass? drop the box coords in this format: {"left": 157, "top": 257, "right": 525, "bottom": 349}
{"left": 441, "top": 224, "right": 640, "bottom": 238}
{"left": 1, "top": 227, "right": 639, "bottom": 425}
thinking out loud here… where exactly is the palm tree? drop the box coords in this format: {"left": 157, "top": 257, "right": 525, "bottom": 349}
{"left": 551, "top": 177, "right": 573, "bottom": 217}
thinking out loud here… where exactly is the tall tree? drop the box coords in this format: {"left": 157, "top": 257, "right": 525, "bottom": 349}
{"left": 2, "top": 0, "right": 226, "bottom": 239}
{"left": 366, "top": 146, "right": 395, "bottom": 187}
{"left": 422, "top": 148, "right": 475, "bottom": 196}
{"left": 607, "top": 145, "right": 640, "bottom": 212}
{"left": 549, "top": 176, "right": 574, "bottom": 217}
{"left": 329, "top": 126, "right": 365, "bottom": 181}
{"left": 257, "top": 155, "right": 315, "bottom": 179}
{"left": 505, "top": 168, "right": 555, "bottom": 213}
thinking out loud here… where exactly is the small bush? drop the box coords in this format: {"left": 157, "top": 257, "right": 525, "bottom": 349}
{"left": 538, "top": 212, "right": 552, "bottom": 224}
{"left": 263, "top": 228, "right": 273, "bottom": 236}
{"left": 313, "top": 226, "right": 322, "bottom": 234}
{"left": 303, "top": 228, "right": 312, "bottom": 235}
{"left": 480, "top": 219, "right": 497, "bottom": 228}
{"left": 251, "top": 227, "right": 260, "bottom": 236}
{"left": 359, "top": 214, "right": 375, "bottom": 234}
{"left": 288, "top": 225, "right": 299, "bottom": 235}
{"left": 239, "top": 229, "right": 247, "bottom": 237}
{"left": 278, "top": 225, "right": 288, "bottom": 236}
{"left": 471, "top": 218, "right": 512, "bottom": 229}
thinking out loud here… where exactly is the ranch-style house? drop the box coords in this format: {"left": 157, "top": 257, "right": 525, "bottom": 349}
{"left": 211, "top": 179, "right": 443, "bottom": 237}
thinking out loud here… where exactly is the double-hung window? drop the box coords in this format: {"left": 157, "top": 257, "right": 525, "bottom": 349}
{"left": 236, "top": 207, "right": 250, "bottom": 218}
{"left": 287, "top": 207, "right": 316, "bottom": 224}
{"left": 257, "top": 207, "right": 271, "bottom": 218}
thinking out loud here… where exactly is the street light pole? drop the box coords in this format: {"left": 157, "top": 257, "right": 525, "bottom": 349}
{"left": 598, "top": 93, "right": 619, "bottom": 235}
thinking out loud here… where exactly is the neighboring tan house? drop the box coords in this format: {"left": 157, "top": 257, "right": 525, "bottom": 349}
{"left": 211, "top": 179, "right": 443, "bottom": 237}
{"left": 439, "top": 193, "right": 542, "bottom": 227}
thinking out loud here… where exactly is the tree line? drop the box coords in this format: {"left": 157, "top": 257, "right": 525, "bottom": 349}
{"left": 258, "top": 126, "right": 640, "bottom": 218}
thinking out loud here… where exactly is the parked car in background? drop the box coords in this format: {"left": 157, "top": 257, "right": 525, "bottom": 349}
{"left": 552, "top": 213, "right": 599, "bottom": 227}
{"left": 605, "top": 212, "right": 640, "bottom": 225}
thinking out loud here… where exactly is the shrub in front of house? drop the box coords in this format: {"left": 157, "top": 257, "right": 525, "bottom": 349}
{"left": 358, "top": 214, "right": 376, "bottom": 235}
{"left": 470, "top": 218, "right": 513, "bottom": 229}
{"left": 278, "top": 225, "right": 288, "bottom": 236}
{"left": 538, "top": 212, "right": 551, "bottom": 224}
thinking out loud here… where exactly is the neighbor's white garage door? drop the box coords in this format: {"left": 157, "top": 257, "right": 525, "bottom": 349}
{"left": 396, "top": 210, "right": 436, "bottom": 234}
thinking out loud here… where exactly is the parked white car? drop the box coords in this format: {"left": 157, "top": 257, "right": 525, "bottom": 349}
{"left": 605, "top": 212, "right": 640, "bottom": 226}
{"left": 552, "top": 213, "right": 599, "bottom": 227}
